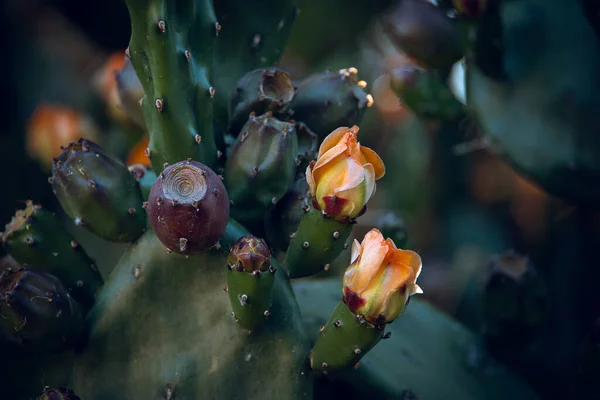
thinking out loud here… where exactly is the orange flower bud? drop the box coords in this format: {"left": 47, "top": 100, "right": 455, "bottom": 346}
{"left": 126, "top": 135, "right": 151, "bottom": 166}
{"left": 26, "top": 104, "right": 99, "bottom": 170}
{"left": 306, "top": 126, "right": 385, "bottom": 221}
{"left": 343, "top": 228, "right": 422, "bottom": 325}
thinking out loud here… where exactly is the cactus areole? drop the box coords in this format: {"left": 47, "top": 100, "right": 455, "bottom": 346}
{"left": 147, "top": 160, "right": 229, "bottom": 255}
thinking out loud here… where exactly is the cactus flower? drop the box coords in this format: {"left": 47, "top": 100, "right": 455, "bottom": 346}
{"left": 306, "top": 126, "right": 385, "bottom": 221}
{"left": 342, "top": 228, "right": 422, "bottom": 325}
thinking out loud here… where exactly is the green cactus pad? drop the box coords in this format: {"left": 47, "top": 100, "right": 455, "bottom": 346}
{"left": 51, "top": 139, "right": 147, "bottom": 242}
{"left": 295, "top": 279, "right": 539, "bottom": 400}
{"left": 390, "top": 65, "right": 466, "bottom": 122}
{"left": 69, "top": 228, "right": 313, "bottom": 399}
{"left": 290, "top": 68, "right": 370, "bottom": 140}
{"left": 225, "top": 114, "right": 298, "bottom": 222}
{"left": 226, "top": 269, "right": 275, "bottom": 332}
{"left": 115, "top": 57, "right": 146, "bottom": 130}
{"left": 1, "top": 201, "right": 103, "bottom": 308}
{"left": 310, "top": 300, "right": 384, "bottom": 372}
{"left": 213, "top": 0, "right": 299, "bottom": 126}
{"left": 125, "top": 0, "right": 220, "bottom": 172}
{"left": 466, "top": 0, "right": 600, "bottom": 203}
{"left": 37, "top": 386, "right": 82, "bottom": 400}
{"left": 284, "top": 205, "right": 353, "bottom": 278}
{"left": 0, "top": 267, "right": 84, "bottom": 353}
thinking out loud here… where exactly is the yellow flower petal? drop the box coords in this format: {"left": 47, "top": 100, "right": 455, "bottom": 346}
{"left": 317, "top": 126, "right": 358, "bottom": 158}
{"left": 360, "top": 146, "right": 386, "bottom": 179}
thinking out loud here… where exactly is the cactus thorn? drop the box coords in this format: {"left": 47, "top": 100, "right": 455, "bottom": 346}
{"left": 349, "top": 67, "right": 358, "bottom": 75}
{"left": 289, "top": 232, "right": 296, "bottom": 238}
{"left": 165, "top": 383, "right": 174, "bottom": 400}
{"left": 155, "top": 98, "right": 164, "bottom": 112}
{"left": 269, "top": 265, "right": 276, "bottom": 273}
{"left": 319, "top": 325, "right": 325, "bottom": 333}
{"left": 344, "top": 243, "right": 349, "bottom": 250}
{"left": 156, "top": 197, "right": 164, "bottom": 205}
{"left": 47, "top": 177, "right": 54, "bottom": 185}
{"left": 252, "top": 270, "right": 261, "bottom": 277}
{"left": 215, "top": 22, "right": 221, "bottom": 35}
{"left": 25, "top": 237, "right": 34, "bottom": 246}
{"left": 88, "top": 180, "right": 96, "bottom": 189}
{"left": 157, "top": 20, "right": 166, "bottom": 32}
{"left": 383, "top": 332, "right": 392, "bottom": 339}
{"left": 239, "top": 294, "right": 248, "bottom": 306}
{"left": 133, "top": 264, "right": 142, "bottom": 279}
{"left": 70, "top": 240, "right": 79, "bottom": 248}
{"left": 333, "top": 231, "right": 340, "bottom": 239}
{"left": 212, "top": 188, "right": 220, "bottom": 196}
{"left": 209, "top": 87, "right": 216, "bottom": 98}
{"left": 251, "top": 34, "right": 262, "bottom": 48}
{"left": 144, "top": 147, "right": 151, "bottom": 157}
{"left": 195, "top": 134, "right": 202, "bottom": 143}
{"left": 323, "top": 264, "right": 330, "bottom": 271}
{"left": 321, "top": 362, "right": 328, "bottom": 369}
{"left": 159, "top": 172, "right": 165, "bottom": 179}
{"left": 179, "top": 238, "right": 188, "bottom": 252}
{"left": 302, "top": 241, "right": 310, "bottom": 249}
{"left": 357, "top": 80, "right": 367, "bottom": 88}
{"left": 172, "top": 198, "right": 178, "bottom": 206}
{"left": 125, "top": 47, "right": 130, "bottom": 57}
{"left": 302, "top": 205, "right": 310, "bottom": 213}
{"left": 354, "top": 348, "right": 361, "bottom": 355}
{"left": 77, "top": 280, "right": 84, "bottom": 287}
{"left": 184, "top": 50, "right": 191, "bottom": 61}
{"left": 191, "top": 200, "right": 199, "bottom": 208}
{"left": 166, "top": 248, "right": 172, "bottom": 254}
{"left": 217, "top": 150, "right": 223, "bottom": 159}
{"left": 252, "top": 166, "right": 259, "bottom": 175}
{"left": 271, "top": 197, "right": 277, "bottom": 204}
{"left": 334, "top": 319, "right": 342, "bottom": 327}
{"left": 231, "top": 311, "right": 236, "bottom": 318}
{"left": 139, "top": 98, "right": 144, "bottom": 107}
{"left": 74, "top": 217, "right": 83, "bottom": 226}
{"left": 215, "top": 242, "right": 222, "bottom": 250}
{"left": 277, "top": 19, "right": 285, "bottom": 31}
{"left": 218, "top": 175, "right": 224, "bottom": 181}
{"left": 128, "top": 208, "right": 136, "bottom": 215}
{"left": 353, "top": 363, "right": 360, "bottom": 369}
{"left": 366, "top": 94, "right": 374, "bottom": 108}
{"left": 163, "top": 162, "right": 169, "bottom": 169}
{"left": 142, "top": 201, "right": 148, "bottom": 209}
{"left": 223, "top": 286, "right": 228, "bottom": 292}
{"left": 264, "top": 310, "right": 271, "bottom": 317}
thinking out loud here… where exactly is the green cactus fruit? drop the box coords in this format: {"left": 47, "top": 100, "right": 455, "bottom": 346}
{"left": 69, "top": 227, "right": 313, "bottom": 399}
{"left": 146, "top": 159, "right": 229, "bottom": 255}
{"left": 51, "top": 138, "right": 146, "bottom": 242}
{"left": 389, "top": 65, "right": 466, "bottom": 121}
{"left": 0, "top": 267, "right": 83, "bottom": 352}
{"left": 381, "top": 0, "right": 463, "bottom": 71}
{"left": 225, "top": 113, "right": 298, "bottom": 223}
{"left": 228, "top": 67, "right": 296, "bottom": 136}
{"left": 128, "top": 163, "right": 157, "bottom": 200}
{"left": 466, "top": 0, "right": 600, "bottom": 203}
{"left": 213, "top": 0, "right": 299, "bottom": 126}
{"left": 1, "top": 201, "right": 103, "bottom": 308}
{"left": 290, "top": 68, "right": 371, "bottom": 140}
{"left": 310, "top": 299, "right": 384, "bottom": 373}
{"left": 115, "top": 57, "right": 146, "bottom": 130}
{"left": 124, "top": 0, "right": 220, "bottom": 172}
{"left": 283, "top": 205, "right": 353, "bottom": 279}
{"left": 482, "top": 250, "right": 549, "bottom": 359}
{"left": 375, "top": 211, "right": 408, "bottom": 249}
{"left": 37, "top": 386, "right": 81, "bottom": 400}
{"left": 295, "top": 121, "right": 319, "bottom": 167}
{"left": 264, "top": 177, "right": 310, "bottom": 251}
{"left": 226, "top": 235, "right": 276, "bottom": 331}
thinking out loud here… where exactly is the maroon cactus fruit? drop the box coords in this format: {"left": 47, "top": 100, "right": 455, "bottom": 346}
{"left": 147, "top": 160, "right": 230, "bottom": 254}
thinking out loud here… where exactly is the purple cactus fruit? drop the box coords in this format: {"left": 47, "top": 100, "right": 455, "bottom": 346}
{"left": 147, "top": 160, "right": 230, "bottom": 255}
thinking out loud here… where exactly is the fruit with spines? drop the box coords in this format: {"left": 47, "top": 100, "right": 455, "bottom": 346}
{"left": 146, "top": 160, "right": 230, "bottom": 255}
{"left": 212, "top": 0, "right": 299, "bottom": 126}
{"left": 228, "top": 67, "right": 296, "bottom": 136}
{"left": 37, "top": 386, "right": 82, "bottom": 400}
{"left": 1, "top": 201, "right": 103, "bottom": 308}
{"left": 290, "top": 68, "right": 372, "bottom": 140}
{"left": 0, "top": 267, "right": 83, "bottom": 353}
{"left": 128, "top": 163, "right": 157, "bottom": 200}
{"left": 51, "top": 138, "right": 147, "bottom": 242}
{"left": 124, "top": 0, "right": 220, "bottom": 172}
{"left": 226, "top": 235, "right": 275, "bottom": 331}
{"left": 381, "top": 0, "right": 464, "bottom": 71}
{"left": 482, "top": 250, "right": 549, "bottom": 359}
{"left": 264, "top": 176, "right": 310, "bottom": 252}
{"left": 389, "top": 65, "right": 466, "bottom": 121}
{"left": 225, "top": 113, "right": 298, "bottom": 223}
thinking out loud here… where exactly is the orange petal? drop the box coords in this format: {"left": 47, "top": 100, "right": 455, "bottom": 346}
{"left": 361, "top": 146, "right": 386, "bottom": 180}
{"left": 318, "top": 126, "right": 358, "bottom": 158}
{"left": 315, "top": 158, "right": 364, "bottom": 203}
{"left": 388, "top": 248, "right": 423, "bottom": 279}
{"left": 350, "top": 239, "right": 362, "bottom": 264}
{"left": 353, "top": 230, "right": 389, "bottom": 293}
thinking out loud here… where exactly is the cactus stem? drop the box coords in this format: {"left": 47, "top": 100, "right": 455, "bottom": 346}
{"left": 157, "top": 20, "right": 166, "bottom": 33}
{"left": 155, "top": 98, "right": 164, "bottom": 112}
